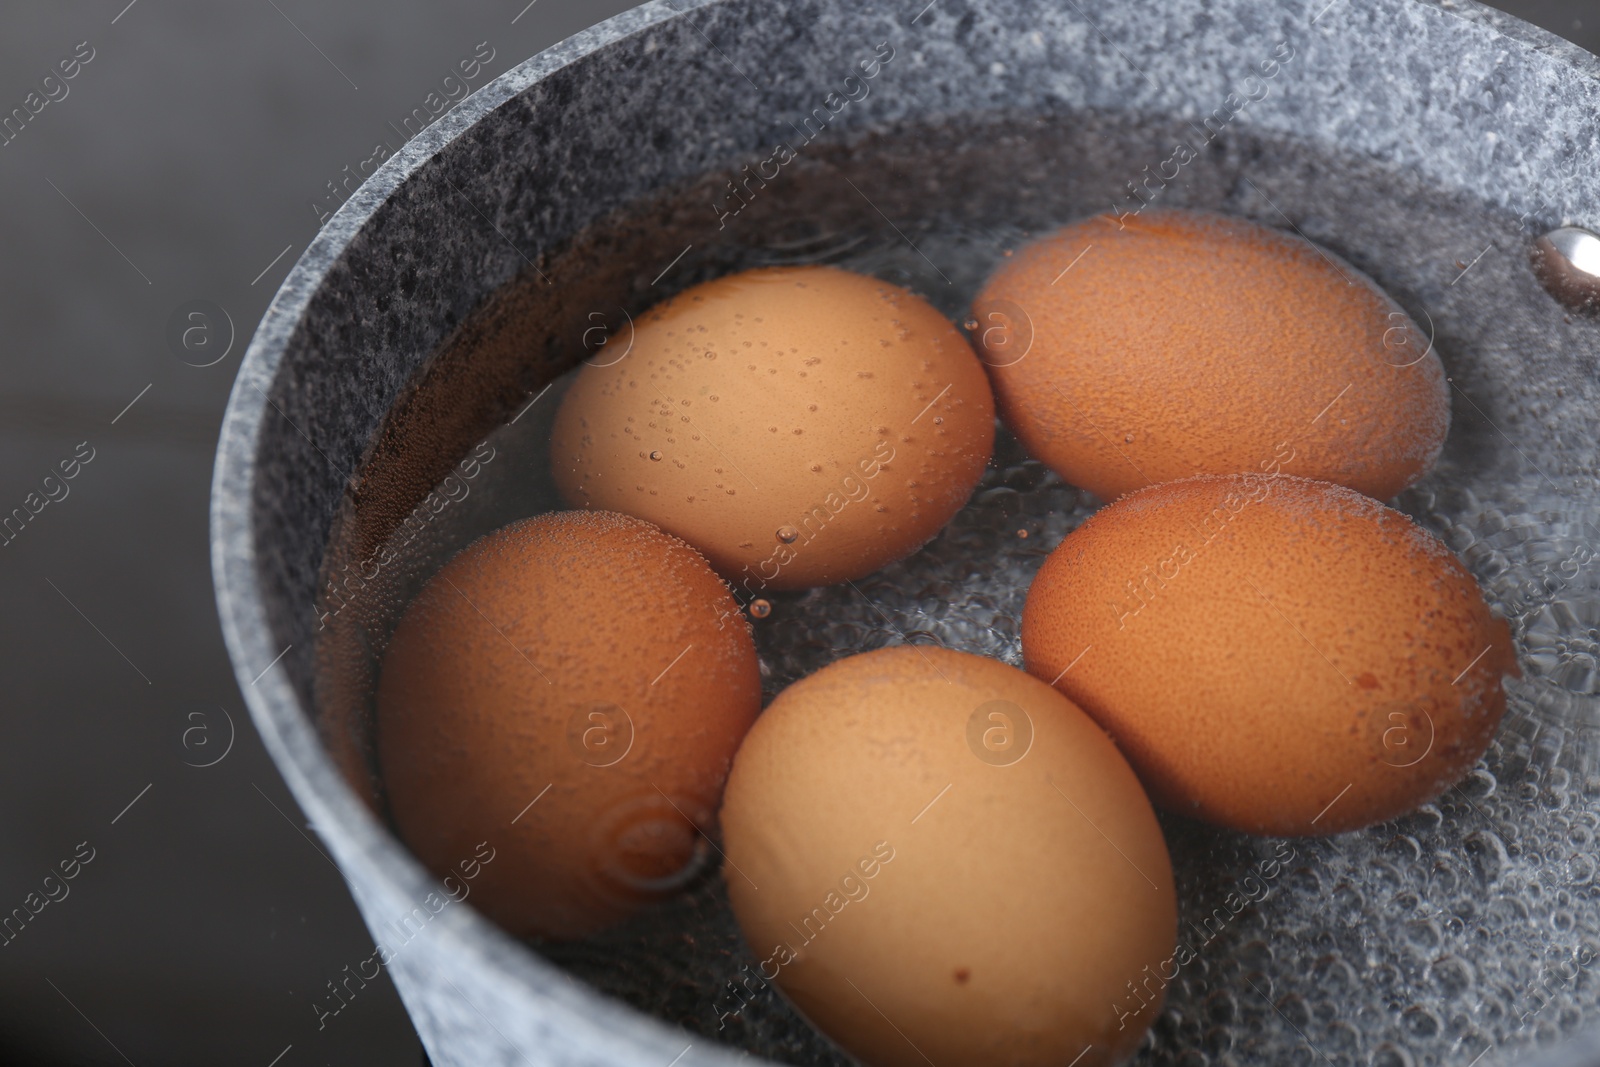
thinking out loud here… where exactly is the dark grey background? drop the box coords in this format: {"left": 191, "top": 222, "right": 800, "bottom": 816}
{"left": 0, "top": 1, "right": 1589, "bottom": 1065}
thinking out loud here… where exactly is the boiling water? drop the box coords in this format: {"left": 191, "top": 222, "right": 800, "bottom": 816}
{"left": 315, "top": 112, "right": 1600, "bottom": 1066}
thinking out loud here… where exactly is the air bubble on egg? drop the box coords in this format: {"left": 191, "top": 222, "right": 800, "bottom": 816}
{"left": 549, "top": 266, "right": 995, "bottom": 589}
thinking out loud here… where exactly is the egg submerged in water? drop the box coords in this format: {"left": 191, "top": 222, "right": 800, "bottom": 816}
{"left": 972, "top": 209, "right": 1450, "bottom": 501}
{"left": 719, "top": 646, "right": 1176, "bottom": 1067}
{"left": 1023, "top": 473, "right": 1517, "bottom": 835}
{"left": 550, "top": 265, "right": 996, "bottom": 592}
{"left": 376, "top": 510, "right": 761, "bottom": 939}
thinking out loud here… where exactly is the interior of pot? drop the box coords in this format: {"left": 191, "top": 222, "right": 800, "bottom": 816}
{"left": 222, "top": 0, "right": 1600, "bottom": 1064}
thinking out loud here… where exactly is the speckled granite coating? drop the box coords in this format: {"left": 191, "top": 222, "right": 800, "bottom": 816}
{"left": 211, "top": 1, "right": 1600, "bottom": 1064}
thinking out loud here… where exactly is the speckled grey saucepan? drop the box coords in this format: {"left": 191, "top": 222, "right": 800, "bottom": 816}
{"left": 212, "top": 0, "right": 1600, "bottom": 1064}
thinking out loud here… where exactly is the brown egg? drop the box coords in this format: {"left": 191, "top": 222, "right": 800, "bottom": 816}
{"left": 720, "top": 646, "right": 1175, "bottom": 1067}
{"left": 1022, "top": 474, "right": 1517, "bottom": 835}
{"left": 972, "top": 209, "right": 1449, "bottom": 501}
{"left": 376, "top": 510, "right": 760, "bottom": 939}
{"left": 551, "top": 266, "right": 995, "bottom": 593}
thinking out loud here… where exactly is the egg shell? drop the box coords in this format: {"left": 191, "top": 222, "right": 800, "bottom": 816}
{"left": 376, "top": 510, "right": 761, "bottom": 939}
{"left": 972, "top": 209, "right": 1450, "bottom": 501}
{"left": 1022, "top": 473, "right": 1517, "bottom": 835}
{"left": 551, "top": 266, "right": 995, "bottom": 592}
{"left": 720, "top": 646, "right": 1176, "bottom": 1067}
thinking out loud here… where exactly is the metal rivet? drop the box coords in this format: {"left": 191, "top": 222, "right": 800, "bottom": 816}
{"left": 1532, "top": 226, "right": 1600, "bottom": 313}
